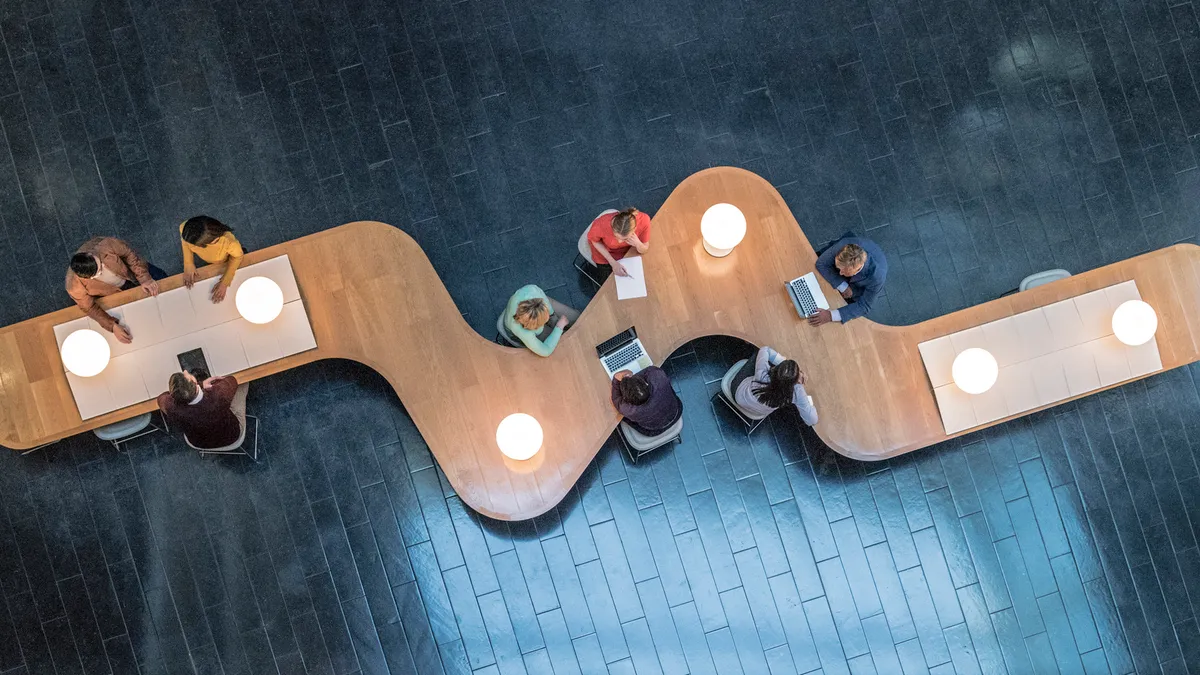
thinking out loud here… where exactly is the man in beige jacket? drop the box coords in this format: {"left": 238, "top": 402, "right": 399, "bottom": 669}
{"left": 65, "top": 237, "right": 167, "bottom": 344}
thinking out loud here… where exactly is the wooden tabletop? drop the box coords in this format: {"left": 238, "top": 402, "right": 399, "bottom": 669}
{"left": 3, "top": 167, "right": 1199, "bottom": 520}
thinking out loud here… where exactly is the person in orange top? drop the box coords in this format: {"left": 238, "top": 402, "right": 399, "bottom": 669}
{"left": 180, "top": 215, "right": 244, "bottom": 303}
{"left": 587, "top": 207, "right": 651, "bottom": 277}
{"left": 65, "top": 237, "right": 167, "bottom": 344}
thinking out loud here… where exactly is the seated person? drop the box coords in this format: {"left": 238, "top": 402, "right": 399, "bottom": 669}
{"left": 732, "top": 346, "right": 818, "bottom": 424}
{"left": 809, "top": 234, "right": 888, "bottom": 325}
{"left": 180, "top": 215, "right": 244, "bottom": 304}
{"left": 65, "top": 237, "right": 168, "bottom": 344}
{"left": 503, "top": 285, "right": 581, "bottom": 357}
{"left": 588, "top": 207, "right": 651, "bottom": 277}
{"left": 157, "top": 371, "right": 249, "bottom": 449}
{"left": 611, "top": 367, "right": 683, "bottom": 436}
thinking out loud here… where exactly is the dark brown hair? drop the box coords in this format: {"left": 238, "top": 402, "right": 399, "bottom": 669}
{"left": 182, "top": 215, "right": 233, "bottom": 247}
{"left": 169, "top": 372, "right": 200, "bottom": 405}
{"left": 618, "top": 373, "right": 651, "bottom": 405}
{"left": 752, "top": 359, "right": 800, "bottom": 409}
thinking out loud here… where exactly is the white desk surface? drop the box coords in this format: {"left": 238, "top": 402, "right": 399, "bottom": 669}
{"left": 919, "top": 280, "right": 1163, "bottom": 434}
{"left": 54, "top": 255, "right": 316, "bottom": 419}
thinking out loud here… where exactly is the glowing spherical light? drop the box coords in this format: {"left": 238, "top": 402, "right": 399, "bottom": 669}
{"left": 61, "top": 329, "right": 111, "bottom": 377}
{"left": 496, "top": 413, "right": 543, "bottom": 461}
{"left": 700, "top": 203, "right": 747, "bottom": 257}
{"left": 1111, "top": 300, "right": 1157, "bottom": 346}
{"left": 951, "top": 348, "right": 998, "bottom": 395}
{"left": 235, "top": 276, "right": 284, "bottom": 324}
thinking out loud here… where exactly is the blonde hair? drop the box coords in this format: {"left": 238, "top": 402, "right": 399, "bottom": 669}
{"left": 836, "top": 244, "right": 867, "bottom": 269}
{"left": 611, "top": 208, "right": 638, "bottom": 237}
{"left": 514, "top": 299, "right": 550, "bottom": 331}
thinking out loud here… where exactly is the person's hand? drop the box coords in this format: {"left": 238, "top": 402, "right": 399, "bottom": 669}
{"left": 807, "top": 308, "right": 833, "bottom": 326}
{"left": 113, "top": 324, "right": 132, "bottom": 344}
{"left": 612, "top": 260, "right": 629, "bottom": 277}
{"left": 142, "top": 280, "right": 159, "bottom": 297}
{"left": 614, "top": 369, "right": 633, "bottom": 381}
{"left": 556, "top": 314, "right": 569, "bottom": 330}
{"left": 798, "top": 370, "right": 808, "bottom": 386}
{"left": 211, "top": 282, "right": 228, "bottom": 303}
{"left": 840, "top": 286, "right": 853, "bottom": 300}
{"left": 183, "top": 270, "right": 197, "bottom": 288}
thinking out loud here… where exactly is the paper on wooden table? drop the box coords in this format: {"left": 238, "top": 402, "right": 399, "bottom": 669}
{"left": 981, "top": 317, "right": 1023, "bottom": 368}
{"left": 156, "top": 287, "right": 201, "bottom": 341}
{"left": 1013, "top": 308, "right": 1055, "bottom": 360}
{"left": 67, "top": 371, "right": 113, "bottom": 420}
{"left": 917, "top": 335, "right": 956, "bottom": 389}
{"left": 934, "top": 385, "right": 976, "bottom": 435}
{"left": 1029, "top": 351, "right": 1069, "bottom": 406}
{"left": 239, "top": 319, "right": 283, "bottom": 367}
{"left": 196, "top": 322, "right": 249, "bottom": 377}
{"left": 53, "top": 318, "right": 91, "bottom": 350}
{"left": 1043, "top": 298, "right": 1088, "bottom": 353}
{"left": 1060, "top": 343, "right": 1101, "bottom": 396}
{"left": 614, "top": 256, "right": 647, "bottom": 300}
{"left": 1073, "top": 288, "right": 1115, "bottom": 341}
{"left": 120, "top": 297, "right": 166, "bottom": 346}
{"left": 1086, "top": 335, "right": 1132, "bottom": 387}
{"left": 274, "top": 302, "right": 318, "bottom": 355}
{"left": 103, "top": 354, "right": 149, "bottom": 409}
{"left": 998, "top": 361, "right": 1039, "bottom": 416}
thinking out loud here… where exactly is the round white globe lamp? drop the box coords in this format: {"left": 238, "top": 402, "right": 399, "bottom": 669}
{"left": 496, "top": 413, "right": 543, "bottom": 461}
{"left": 951, "top": 348, "right": 998, "bottom": 395}
{"left": 1111, "top": 300, "right": 1157, "bottom": 346}
{"left": 235, "top": 276, "right": 284, "bottom": 325}
{"left": 700, "top": 203, "right": 747, "bottom": 257}
{"left": 60, "top": 329, "right": 111, "bottom": 377}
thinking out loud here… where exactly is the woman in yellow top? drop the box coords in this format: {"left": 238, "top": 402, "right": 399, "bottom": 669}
{"left": 180, "top": 215, "right": 244, "bottom": 303}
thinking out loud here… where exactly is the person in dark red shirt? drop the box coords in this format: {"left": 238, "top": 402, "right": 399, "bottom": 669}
{"left": 587, "top": 207, "right": 651, "bottom": 277}
{"left": 157, "top": 371, "right": 248, "bottom": 449}
{"left": 611, "top": 367, "right": 681, "bottom": 436}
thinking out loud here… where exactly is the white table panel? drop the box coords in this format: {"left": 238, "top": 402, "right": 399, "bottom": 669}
{"left": 156, "top": 287, "right": 202, "bottom": 341}
{"left": 104, "top": 354, "right": 150, "bottom": 409}
{"left": 121, "top": 298, "right": 166, "bottom": 346}
{"left": 89, "top": 309, "right": 136, "bottom": 358}
{"left": 949, "top": 326, "right": 988, "bottom": 354}
{"left": 137, "top": 336, "right": 203, "bottom": 398}
{"left": 969, "top": 381, "right": 1009, "bottom": 426}
{"left": 248, "top": 255, "right": 302, "bottom": 302}
{"left": 981, "top": 317, "right": 1024, "bottom": 368}
{"left": 1030, "top": 352, "right": 1070, "bottom": 407}
{"left": 1105, "top": 280, "right": 1140, "bottom": 307}
{"left": 1087, "top": 336, "right": 1132, "bottom": 387}
{"left": 274, "top": 302, "right": 318, "bottom": 355}
{"left": 1061, "top": 344, "right": 1101, "bottom": 396}
{"left": 918, "top": 336, "right": 956, "bottom": 389}
{"left": 1074, "top": 288, "right": 1115, "bottom": 341}
{"left": 1127, "top": 339, "right": 1164, "bottom": 378}
{"left": 239, "top": 319, "right": 284, "bottom": 367}
{"left": 999, "top": 361, "right": 1040, "bottom": 415}
{"left": 1043, "top": 299, "right": 1088, "bottom": 353}
{"left": 1014, "top": 308, "right": 1055, "bottom": 360}
{"left": 67, "top": 372, "right": 113, "bottom": 420}
{"left": 934, "top": 385, "right": 976, "bottom": 435}
{"left": 188, "top": 277, "right": 242, "bottom": 326}
{"left": 196, "top": 322, "right": 249, "bottom": 377}
{"left": 53, "top": 317, "right": 90, "bottom": 350}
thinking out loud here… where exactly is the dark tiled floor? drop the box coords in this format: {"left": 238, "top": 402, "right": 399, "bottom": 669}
{"left": 1, "top": 0, "right": 1200, "bottom": 673}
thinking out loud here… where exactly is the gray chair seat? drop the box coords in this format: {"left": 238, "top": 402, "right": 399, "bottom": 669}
{"left": 720, "top": 359, "right": 769, "bottom": 421}
{"left": 1019, "top": 269, "right": 1071, "bottom": 292}
{"left": 93, "top": 413, "right": 152, "bottom": 441}
{"left": 618, "top": 414, "right": 684, "bottom": 463}
{"left": 496, "top": 312, "right": 521, "bottom": 347}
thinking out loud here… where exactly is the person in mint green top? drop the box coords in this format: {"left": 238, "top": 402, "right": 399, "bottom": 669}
{"left": 503, "top": 284, "right": 581, "bottom": 356}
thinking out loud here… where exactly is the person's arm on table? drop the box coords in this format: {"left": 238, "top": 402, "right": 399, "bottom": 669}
{"left": 112, "top": 239, "right": 158, "bottom": 295}
{"left": 814, "top": 238, "right": 846, "bottom": 288}
{"left": 792, "top": 381, "right": 818, "bottom": 425}
{"left": 181, "top": 240, "right": 198, "bottom": 288}
{"left": 211, "top": 239, "right": 244, "bottom": 303}
{"left": 67, "top": 283, "right": 131, "bottom": 343}
{"left": 591, "top": 239, "right": 628, "bottom": 277}
{"left": 833, "top": 278, "right": 880, "bottom": 322}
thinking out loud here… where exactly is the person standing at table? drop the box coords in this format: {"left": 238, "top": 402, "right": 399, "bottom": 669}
{"left": 588, "top": 207, "right": 651, "bottom": 278}
{"left": 180, "top": 215, "right": 244, "bottom": 304}
{"left": 611, "top": 367, "right": 682, "bottom": 436}
{"left": 157, "top": 371, "right": 248, "bottom": 450}
{"left": 65, "top": 237, "right": 168, "bottom": 344}
{"left": 808, "top": 234, "right": 888, "bottom": 325}
{"left": 503, "top": 284, "right": 580, "bottom": 357}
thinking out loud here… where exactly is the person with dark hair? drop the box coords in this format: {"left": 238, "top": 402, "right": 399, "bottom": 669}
{"left": 180, "top": 215, "right": 244, "bottom": 303}
{"left": 587, "top": 207, "right": 651, "bottom": 277}
{"left": 157, "top": 371, "right": 248, "bottom": 449}
{"left": 731, "top": 345, "right": 818, "bottom": 424}
{"left": 611, "top": 367, "right": 682, "bottom": 436}
{"left": 809, "top": 234, "right": 888, "bottom": 325}
{"left": 65, "top": 237, "right": 168, "bottom": 344}
{"left": 503, "top": 284, "right": 580, "bottom": 357}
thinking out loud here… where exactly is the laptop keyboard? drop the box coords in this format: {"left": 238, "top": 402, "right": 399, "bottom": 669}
{"left": 604, "top": 343, "right": 643, "bottom": 372}
{"left": 790, "top": 279, "right": 819, "bottom": 316}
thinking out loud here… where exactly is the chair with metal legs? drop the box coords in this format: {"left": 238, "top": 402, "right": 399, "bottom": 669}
{"left": 714, "top": 358, "right": 770, "bottom": 434}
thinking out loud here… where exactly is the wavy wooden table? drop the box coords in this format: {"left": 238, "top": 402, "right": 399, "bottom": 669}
{"left": 3, "top": 167, "right": 1199, "bottom": 520}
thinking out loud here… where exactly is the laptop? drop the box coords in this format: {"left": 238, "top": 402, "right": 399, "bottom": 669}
{"left": 596, "top": 327, "right": 653, "bottom": 378}
{"left": 786, "top": 272, "right": 831, "bottom": 318}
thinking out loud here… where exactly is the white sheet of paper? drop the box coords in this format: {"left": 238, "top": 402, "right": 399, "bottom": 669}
{"left": 1043, "top": 298, "right": 1088, "bottom": 353}
{"left": 239, "top": 319, "right": 283, "bottom": 367}
{"left": 186, "top": 277, "right": 241, "bottom": 327}
{"left": 969, "top": 381, "right": 1009, "bottom": 425}
{"left": 1126, "top": 339, "right": 1163, "bottom": 377}
{"left": 247, "top": 255, "right": 301, "bottom": 302}
{"left": 1013, "top": 308, "right": 1055, "bottom": 360}
{"left": 137, "top": 336, "right": 198, "bottom": 397}
{"left": 1030, "top": 352, "right": 1070, "bottom": 406}
{"left": 999, "top": 361, "right": 1040, "bottom": 415}
{"left": 981, "top": 317, "right": 1023, "bottom": 369}
{"left": 614, "top": 257, "right": 647, "bottom": 300}
{"left": 934, "top": 385, "right": 976, "bottom": 435}
{"left": 67, "top": 371, "right": 113, "bottom": 420}
{"left": 1060, "top": 343, "right": 1101, "bottom": 396}
{"left": 54, "top": 318, "right": 91, "bottom": 350}
{"left": 1086, "top": 335, "right": 1132, "bottom": 387}
{"left": 1073, "top": 288, "right": 1115, "bottom": 340}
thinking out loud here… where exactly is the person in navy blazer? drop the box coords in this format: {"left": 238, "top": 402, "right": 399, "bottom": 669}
{"left": 809, "top": 234, "right": 888, "bottom": 325}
